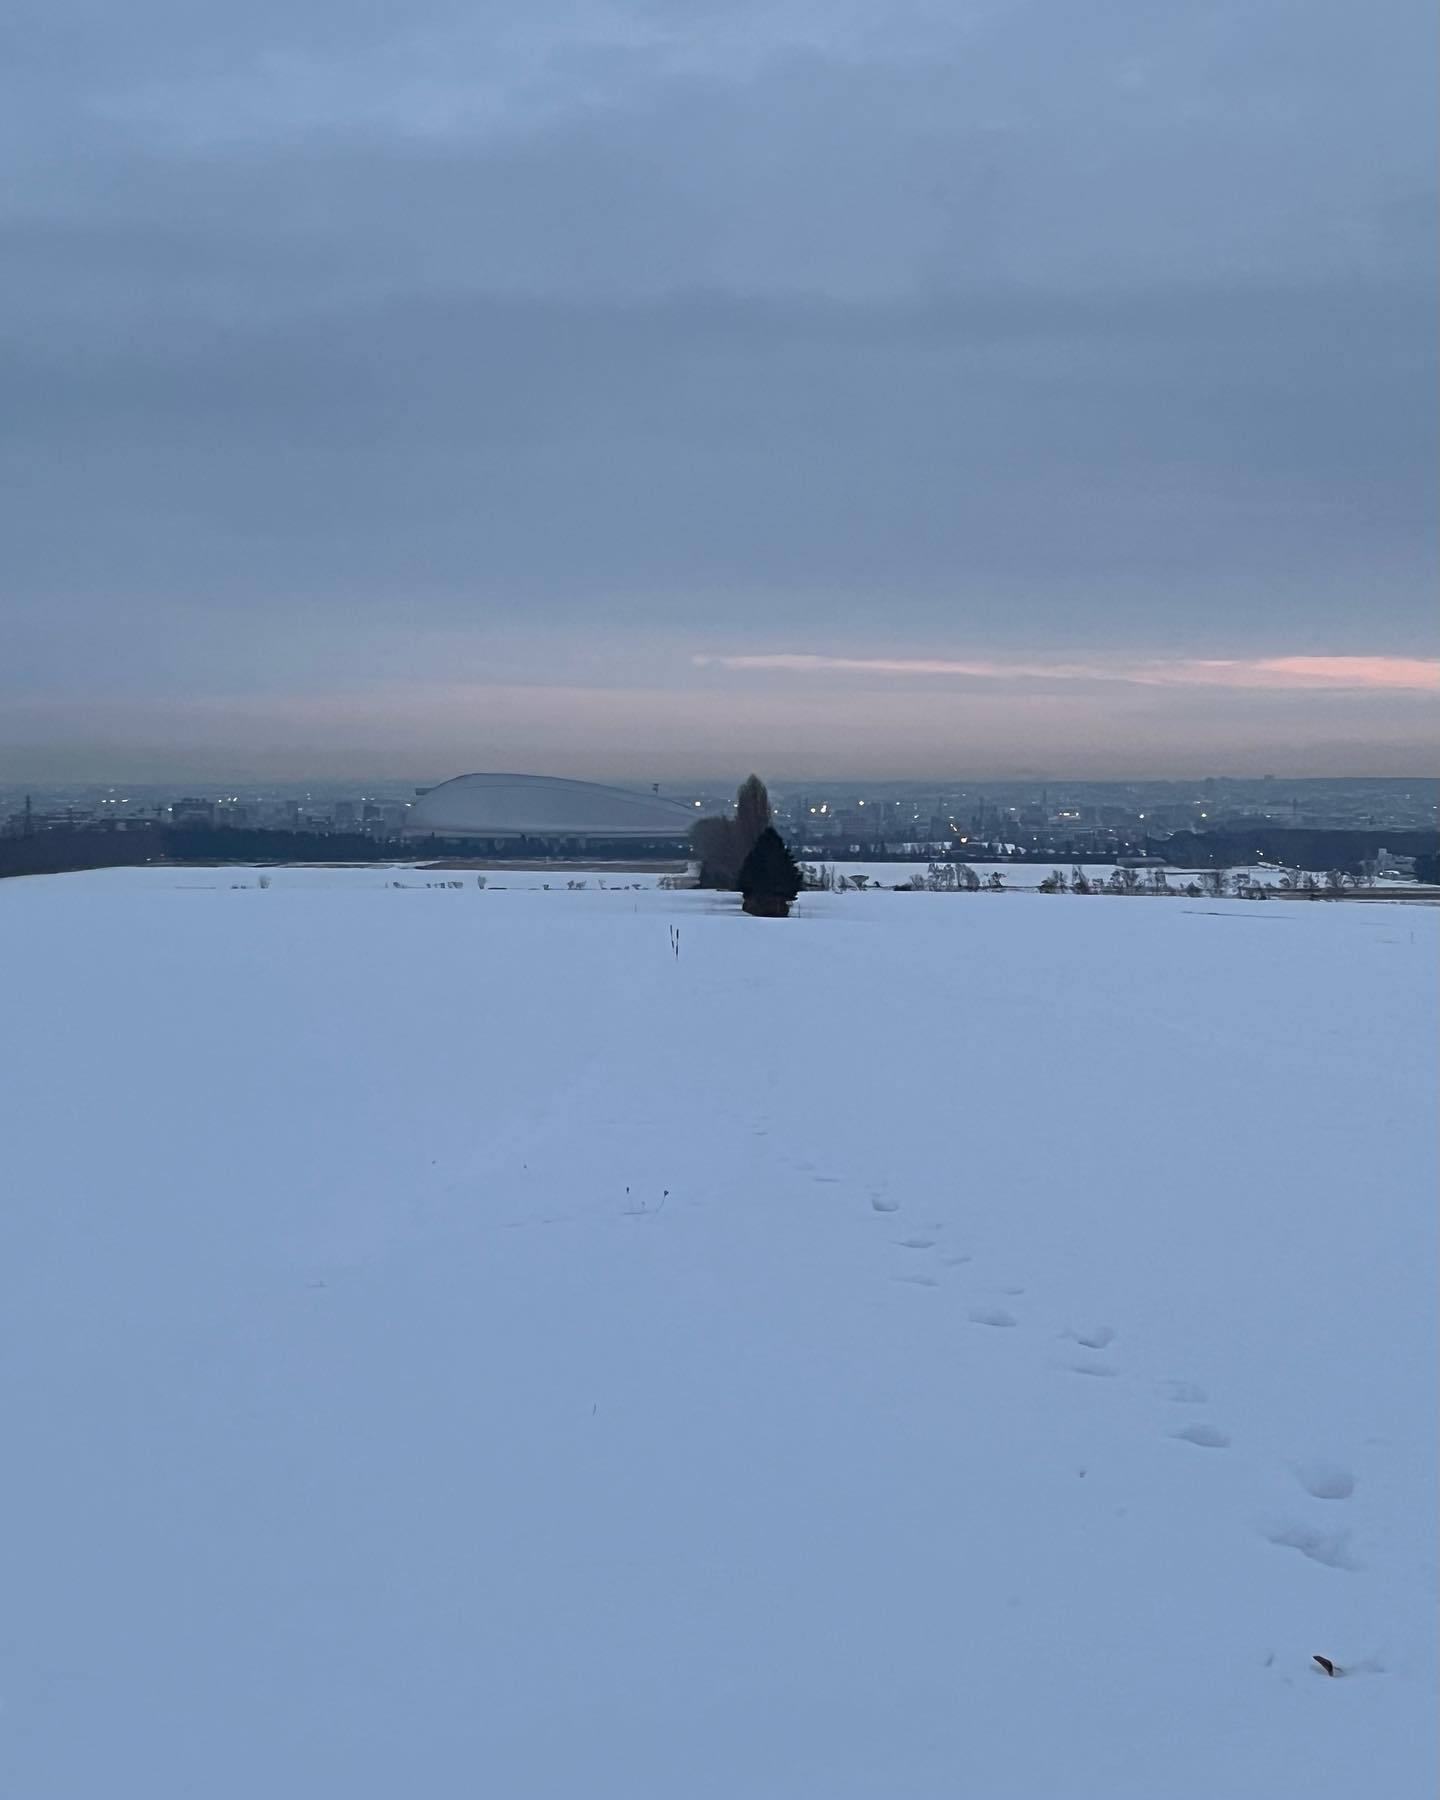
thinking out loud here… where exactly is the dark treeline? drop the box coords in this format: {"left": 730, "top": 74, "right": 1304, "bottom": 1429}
{"left": 0, "top": 827, "right": 163, "bottom": 879}
{"left": 796, "top": 824, "right": 1437, "bottom": 874}
{"left": 0, "top": 823, "right": 394, "bottom": 879}
{"left": 5, "top": 817, "right": 1436, "bottom": 883}
{"left": 1157, "top": 823, "right": 1438, "bottom": 874}
{"left": 0, "top": 822, "right": 694, "bottom": 880}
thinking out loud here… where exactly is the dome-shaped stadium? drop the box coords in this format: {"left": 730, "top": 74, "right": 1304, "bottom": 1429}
{"left": 405, "top": 773, "right": 699, "bottom": 847}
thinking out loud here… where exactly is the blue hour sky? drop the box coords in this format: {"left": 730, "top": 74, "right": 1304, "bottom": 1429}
{"left": 3, "top": 0, "right": 1435, "bottom": 779}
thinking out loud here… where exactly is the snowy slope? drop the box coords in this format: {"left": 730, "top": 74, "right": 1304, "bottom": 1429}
{"left": 2, "top": 871, "right": 1434, "bottom": 1799}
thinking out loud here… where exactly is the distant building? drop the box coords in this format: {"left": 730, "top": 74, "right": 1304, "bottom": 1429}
{"left": 404, "top": 773, "right": 698, "bottom": 853}
{"left": 1367, "top": 847, "right": 1417, "bottom": 879}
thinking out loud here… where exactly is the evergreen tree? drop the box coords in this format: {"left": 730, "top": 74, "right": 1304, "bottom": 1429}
{"left": 738, "top": 825, "right": 803, "bottom": 917}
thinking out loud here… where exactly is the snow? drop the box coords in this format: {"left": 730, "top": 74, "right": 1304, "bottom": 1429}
{"left": 813, "top": 859, "right": 1419, "bottom": 892}
{"left": 2, "top": 868, "right": 1435, "bottom": 1799}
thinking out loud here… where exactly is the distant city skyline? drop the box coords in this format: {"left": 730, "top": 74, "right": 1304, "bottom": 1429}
{"left": 5, "top": 1, "right": 1435, "bottom": 778}
{"left": 7, "top": 771, "right": 1435, "bottom": 875}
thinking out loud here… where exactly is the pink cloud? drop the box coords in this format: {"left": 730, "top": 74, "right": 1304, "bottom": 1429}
{"left": 1179, "top": 656, "right": 1440, "bottom": 691}
{"left": 694, "top": 652, "right": 1440, "bottom": 693}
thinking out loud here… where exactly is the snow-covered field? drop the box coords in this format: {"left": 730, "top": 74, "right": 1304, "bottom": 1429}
{"left": 3, "top": 868, "right": 1435, "bottom": 1799}
{"left": 31, "top": 857, "right": 1420, "bottom": 896}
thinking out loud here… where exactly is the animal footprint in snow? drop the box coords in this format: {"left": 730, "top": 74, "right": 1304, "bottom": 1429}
{"left": 869, "top": 1194, "right": 900, "bottom": 1214}
{"left": 1158, "top": 1379, "right": 1208, "bottom": 1405}
{"left": 1292, "top": 1460, "right": 1355, "bottom": 1501}
{"left": 1172, "top": 1423, "right": 1230, "bottom": 1449}
{"left": 1065, "top": 1325, "right": 1116, "bottom": 1351}
{"left": 968, "top": 1306, "right": 1018, "bottom": 1328}
{"left": 1067, "top": 1357, "right": 1118, "bottom": 1378}
{"left": 894, "top": 1235, "right": 937, "bottom": 1250}
{"left": 1265, "top": 1521, "right": 1357, "bottom": 1571}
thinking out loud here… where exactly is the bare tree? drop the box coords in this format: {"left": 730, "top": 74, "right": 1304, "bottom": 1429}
{"left": 691, "top": 814, "right": 740, "bottom": 888}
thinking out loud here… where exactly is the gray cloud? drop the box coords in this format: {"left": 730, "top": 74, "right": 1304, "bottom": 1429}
{"left": 3, "top": 0, "right": 1435, "bottom": 771}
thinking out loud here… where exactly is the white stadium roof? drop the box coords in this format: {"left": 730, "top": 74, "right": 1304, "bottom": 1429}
{"left": 405, "top": 772, "right": 699, "bottom": 840}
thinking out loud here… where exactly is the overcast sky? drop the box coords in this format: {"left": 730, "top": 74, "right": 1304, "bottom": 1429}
{"left": 4, "top": 0, "right": 1435, "bottom": 780}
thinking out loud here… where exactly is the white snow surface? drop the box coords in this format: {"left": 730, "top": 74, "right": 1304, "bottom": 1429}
{"left": 3, "top": 868, "right": 1435, "bottom": 1799}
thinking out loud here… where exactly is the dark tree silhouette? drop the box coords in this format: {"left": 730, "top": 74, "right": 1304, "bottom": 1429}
{"left": 690, "top": 815, "right": 740, "bottom": 888}
{"left": 738, "top": 826, "right": 803, "bottom": 917}
{"left": 734, "top": 774, "right": 772, "bottom": 869}
{"left": 692, "top": 774, "right": 775, "bottom": 890}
